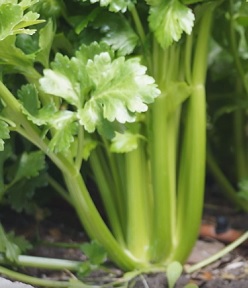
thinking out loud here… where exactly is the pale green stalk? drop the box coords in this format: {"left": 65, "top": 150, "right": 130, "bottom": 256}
{"left": 186, "top": 231, "right": 248, "bottom": 273}
{"left": 89, "top": 150, "right": 125, "bottom": 245}
{"left": 63, "top": 172, "right": 141, "bottom": 270}
{"left": 0, "top": 81, "right": 140, "bottom": 271}
{"left": 0, "top": 266, "right": 92, "bottom": 288}
{"left": 126, "top": 142, "right": 150, "bottom": 262}
{"left": 174, "top": 3, "right": 214, "bottom": 262}
{"left": 0, "top": 254, "right": 80, "bottom": 271}
{"left": 149, "top": 43, "right": 180, "bottom": 262}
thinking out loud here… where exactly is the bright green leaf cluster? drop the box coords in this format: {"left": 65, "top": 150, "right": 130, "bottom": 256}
{"left": 148, "top": 0, "right": 194, "bottom": 48}
{"left": 39, "top": 42, "right": 159, "bottom": 139}
{"left": 0, "top": 0, "right": 44, "bottom": 41}
{"left": 79, "top": 0, "right": 135, "bottom": 12}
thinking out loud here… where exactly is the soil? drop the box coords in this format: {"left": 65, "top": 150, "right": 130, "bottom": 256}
{"left": 0, "top": 196, "right": 248, "bottom": 288}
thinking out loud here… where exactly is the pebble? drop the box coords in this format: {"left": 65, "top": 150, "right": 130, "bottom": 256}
{"left": 0, "top": 277, "right": 34, "bottom": 288}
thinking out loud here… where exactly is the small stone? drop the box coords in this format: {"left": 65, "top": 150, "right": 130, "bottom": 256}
{"left": 0, "top": 277, "right": 34, "bottom": 288}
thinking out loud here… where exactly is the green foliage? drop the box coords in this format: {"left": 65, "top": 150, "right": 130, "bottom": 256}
{"left": 78, "top": 240, "right": 107, "bottom": 276}
{"left": 0, "top": 120, "right": 10, "bottom": 150}
{"left": 39, "top": 42, "right": 159, "bottom": 139}
{"left": 0, "top": 0, "right": 238, "bottom": 287}
{"left": 79, "top": 0, "right": 134, "bottom": 12}
{"left": 167, "top": 261, "right": 183, "bottom": 288}
{"left": 0, "top": 224, "right": 32, "bottom": 263}
{"left": 0, "top": 144, "right": 47, "bottom": 213}
{"left": 166, "top": 261, "right": 199, "bottom": 288}
{"left": 148, "top": 0, "right": 195, "bottom": 48}
{"left": 0, "top": 0, "right": 44, "bottom": 41}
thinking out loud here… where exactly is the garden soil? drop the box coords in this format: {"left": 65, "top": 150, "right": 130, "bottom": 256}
{"left": 0, "top": 197, "right": 248, "bottom": 288}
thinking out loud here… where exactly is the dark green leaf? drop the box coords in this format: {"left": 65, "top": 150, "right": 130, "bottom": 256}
{"left": 93, "top": 12, "right": 139, "bottom": 55}
{"left": 0, "top": 224, "right": 20, "bottom": 262}
{"left": 7, "top": 231, "right": 32, "bottom": 254}
{"left": 0, "top": 36, "right": 35, "bottom": 73}
{"left": 7, "top": 171, "right": 47, "bottom": 213}
{"left": 14, "top": 151, "right": 45, "bottom": 181}
{"left": 18, "top": 83, "right": 58, "bottom": 126}
{"left": 80, "top": 241, "right": 107, "bottom": 265}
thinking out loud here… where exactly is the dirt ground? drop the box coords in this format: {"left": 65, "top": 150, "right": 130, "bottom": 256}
{"left": 0, "top": 196, "right": 248, "bottom": 288}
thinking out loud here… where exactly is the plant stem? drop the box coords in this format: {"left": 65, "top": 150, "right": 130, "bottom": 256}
{"left": 47, "top": 175, "right": 73, "bottom": 205}
{"left": 89, "top": 150, "right": 125, "bottom": 245}
{"left": 149, "top": 41, "right": 180, "bottom": 263}
{"left": 207, "top": 148, "right": 248, "bottom": 211}
{"left": 75, "top": 125, "right": 84, "bottom": 171}
{"left": 186, "top": 231, "right": 248, "bottom": 273}
{"left": 149, "top": 94, "right": 177, "bottom": 262}
{"left": 130, "top": 6, "right": 152, "bottom": 70}
{"left": 0, "top": 254, "right": 80, "bottom": 271}
{"left": 0, "top": 81, "right": 140, "bottom": 270}
{"left": 63, "top": 171, "right": 142, "bottom": 270}
{"left": 126, "top": 143, "right": 150, "bottom": 262}
{"left": 0, "top": 266, "right": 93, "bottom": 288}
{"left": 175, "top": 3, "right": 215, "bottom": 262}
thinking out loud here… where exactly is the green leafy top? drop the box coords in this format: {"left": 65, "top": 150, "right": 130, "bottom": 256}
{"left": 39, "top": 42, "right": 160, "bottom": 140}
{"left": 0, "top": 0, "right": 44, "bottom": 41}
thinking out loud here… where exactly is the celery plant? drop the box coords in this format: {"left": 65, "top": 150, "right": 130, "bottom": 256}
{"left": 0, "top": 0, "right": 220, "bottom": 277}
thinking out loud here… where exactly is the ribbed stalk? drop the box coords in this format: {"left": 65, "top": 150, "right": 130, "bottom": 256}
{"left": 174, "top": 3, "right": 214, "bottom": 262}
{"left": 63, "top": 171, "right": 142, "bottom": 270}
{"left": 126, "top": 143, "right": 150, "bottom": 262}
{"left": 90, "top": 150, "right": 125, "bottom": 245}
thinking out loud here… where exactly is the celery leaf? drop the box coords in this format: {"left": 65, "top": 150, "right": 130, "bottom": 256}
{"left": 0, "top": 1, "right": 44, "bottom": 41}
{"left": 48, "top": 112, "right": 78, "bottom": 153}
{"left": 0, "top": 224, "right": 20, "bottom": 262}
{"left": 80, "top": 0, "right": 134, "bottom": 12}
{"left": 18, "top": 84, "right": 57, "bottom": 126}
{"left": 40, "top": 53, "right": 91, "bottom": 107}
{"left": 0, "top": 120, "right": 10, "bottom": 151}
{"left": 14, "top": 151, "right": 45, "bottom": 181}
{"left": 0, "top": 36, "right": 34, "bottom": 71}
{"left": 148, "top": 0, "right": 194, "bottom": 48}
{"left": 79, "top": 53, "right": 159, "bottom": 133}
{"left": 0, "top": 223, "right": 31, "bottom": 262}
{"left": 94, "top": 12, "right": 139, "bottom": 55}
{"left": 7, "top": 172, "right": 47, "bottom": 213}
{"left": 110, "top": 131, "right": 140, "bottom": 153}
{"left": 40, "top": 43, "right": 159, "bottom": 138}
